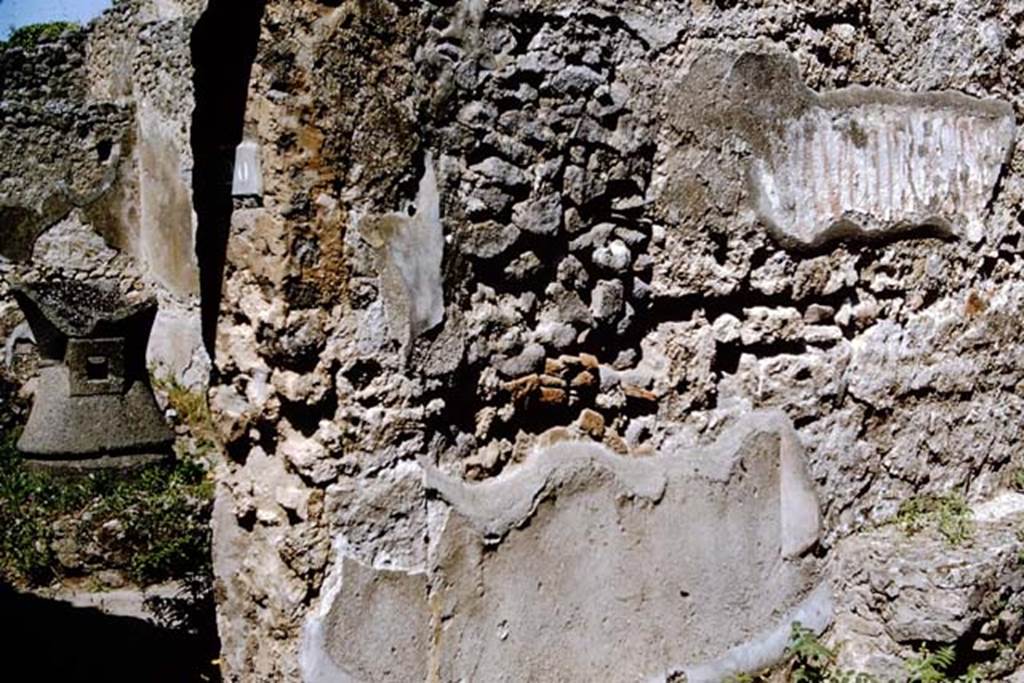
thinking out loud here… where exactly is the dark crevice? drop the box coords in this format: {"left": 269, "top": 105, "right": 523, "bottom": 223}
{"left": 803, "top": 2, "right": 868, "bottom": 32}
{"left": 191, "top": 0, "right": 267, "bottom": 360}
{"left": 281, "top": 389, "right": 339, "bottom": 439}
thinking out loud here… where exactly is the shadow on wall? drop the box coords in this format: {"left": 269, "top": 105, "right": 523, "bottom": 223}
{"left": 0, "top": 583, "right": 220, "bottom": 682}
{"left": 191, "top": 0, "right": 266, "bottom": 359}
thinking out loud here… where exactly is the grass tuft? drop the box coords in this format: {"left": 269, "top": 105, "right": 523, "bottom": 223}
{"left": 896, "top": 493, "right": 974, "bottom": 546}
{"left": 0, "top": 431, "right": 213, "bottom": 587}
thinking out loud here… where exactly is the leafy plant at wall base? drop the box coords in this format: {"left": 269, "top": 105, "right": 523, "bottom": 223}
{"left": 905, "top": 646, "right": 956, "bottom": 683}
{"left": 0, "top": 429, "right": 214, "bottom": 587}
{"left": 728, "top": 624, "right": 993, "bottom": 683}
{"left": 779, "top": 623, "right": 876, "bottom": 683}
{"left": 789, "top": 622, "right": 837, "bottom": 682}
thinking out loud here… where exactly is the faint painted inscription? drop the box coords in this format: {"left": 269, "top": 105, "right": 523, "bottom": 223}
{"left": 751, "top": 89, "right": 1015, "bottom": 247}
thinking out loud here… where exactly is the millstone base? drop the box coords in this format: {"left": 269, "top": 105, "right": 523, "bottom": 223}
{"left": 22, "top": 451, "right": 171, "bottom": 473}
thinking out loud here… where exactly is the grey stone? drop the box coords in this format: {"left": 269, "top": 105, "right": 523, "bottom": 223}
{"left": 504, "top": 251, "right": 542, "bottom": 281}
{"left": 556, "top": 254, "right": 589, "bottom": 290}
{"left": 512, "top": 193, "right": 562, "bottom": 235}
{"left": 517, "top": 50, "right": 565, "bottom": 75}
{"left": 545, "top": 284, "right": 592, "bottom": 326}
{"left": 804, "top": 304, "right": 835, "bottom": 324}
{"left": 496, "top": 342, "right": 545, "bottom": 377}
{"left": 532, "top": 320, "right": 577, "bottom": 350}
{"left": 459, "top": 220, "right": 520, "bottom": 259}
{"left": 613, "top": 226, "right": 647, "bottom": 247}
{"left": 470, "top": 156, "right": 528, "bottom": 188}
{"left": 547, "top": 64, "right": 604, "bottom": 97}
{"left": 590, "top": 279, "right": 624, "bottom": 322}
{"left": 569, "top": 222, "right": 615, "bottom": 252}
{"left": 12, "top": 279, "right": 173, "bottom": 461}
{"left": 592, "top": 239, "right": 631, "bottom": 273}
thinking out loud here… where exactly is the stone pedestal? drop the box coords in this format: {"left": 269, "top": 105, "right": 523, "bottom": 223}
{"left": 12, "top": 279, "right": 174, "bottom": 467}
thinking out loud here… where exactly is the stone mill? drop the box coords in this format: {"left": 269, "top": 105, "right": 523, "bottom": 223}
{"left": 12, "top": 278, "right": 173, "bottom": 467}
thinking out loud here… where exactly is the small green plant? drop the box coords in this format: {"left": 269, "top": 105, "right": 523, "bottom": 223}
{"left": 726, "top": 623, "right": 996, "bottom": 682}
{"left": 1012, "top": 467, "right": 1024, "bottom": 493}
{"left": 151, "top": 373, "right": 218, "bottom": 454}
{"left": 905, "top": 645, "right": 956, "bottom": 683}
{"left": 2, "top": 22, "right": 79, "bottom": 49}
{"left": 904, "top": 646, "right": 991, "bottom": 683}
{"left": 789, "top": 622, "right": 837, "bottom": 682}
{"left": 0, "top": 436, "right": 214, "bottom": 586}
{"left": 896, "top": 494, "right": 974, "bottom": 546}
{"left": 772, "top": 623, "right": 875, "bottom": 683}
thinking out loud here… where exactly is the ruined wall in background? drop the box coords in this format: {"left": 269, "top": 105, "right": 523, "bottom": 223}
{"left": 0, "top": 0, "right": 208, "bottom": 388}
{"left": 207, "top": 0, "right": 1024, "bottom": 681}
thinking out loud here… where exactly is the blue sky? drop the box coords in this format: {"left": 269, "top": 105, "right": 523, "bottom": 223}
{"left": 0, "top": 0, "right": 112, "bottom": 39}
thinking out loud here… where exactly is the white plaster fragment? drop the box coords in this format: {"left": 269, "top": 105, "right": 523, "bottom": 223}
{"left": 752, "top": 89, "right": 1016, "bottom": 247}
{"left": 232, "top": 139, "right": 264, "bottom": 197}
{"left": 357, "top": 153, "right": 445, "bottom": 348}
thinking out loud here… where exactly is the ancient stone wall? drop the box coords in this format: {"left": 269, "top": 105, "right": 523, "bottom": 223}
{"left": 0, "top": 0, "right": 208, "bottom": 387}
{"left": 201, "top": 1, "right": 1024, "bottom": 680}
{"left": 3, "top": 0, "right": 1024, "bottom": 680}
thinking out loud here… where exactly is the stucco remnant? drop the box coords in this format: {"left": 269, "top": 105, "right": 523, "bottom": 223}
{"left": 752, "top": 89, "right": 1016, "bottom": 248}
{"left": 357, "top": 153, "right": 445, "bottom": 350}
{"left": 232, "top": 139, "right": 263, "bottom": 197}
{"left": 301, "top": 411, "right": 827, "bottom": 682}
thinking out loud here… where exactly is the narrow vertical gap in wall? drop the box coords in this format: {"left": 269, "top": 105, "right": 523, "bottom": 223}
{"left": 191, "top": 0, "right": 266, "bottom": 360}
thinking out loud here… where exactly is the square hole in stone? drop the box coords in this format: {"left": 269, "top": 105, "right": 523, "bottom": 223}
{"left": 86, "top": 356, "right": 110, "bottom": 381}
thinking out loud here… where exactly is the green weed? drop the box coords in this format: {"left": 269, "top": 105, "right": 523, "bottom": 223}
{"left": 0, "top": 425, "right": 214, "bottom": 587}
{"left": 1012, "top": 468, "right": 1024, "bottom": 493}
{"left": 896, "top": 494, "right": 974, "bottom": 546}
{"left": 2, "top": 22, "right": 79, "bottom": 49}
{"left": 152, "top": 373, "right": 218, "bottom": 454}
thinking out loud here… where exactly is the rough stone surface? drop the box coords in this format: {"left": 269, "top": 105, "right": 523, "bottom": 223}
{"left": 829, "top": 493, "right": 1024, "bottom": 680}
{"left": 202, "top": 1, "right": 1024, "bottom": 678}
{"left": 5, "top": 0, "right": 1024, "bottom": 681}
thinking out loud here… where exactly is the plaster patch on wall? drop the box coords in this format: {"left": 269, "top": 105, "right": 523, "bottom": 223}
{"left": 232, "top": 139, "right": 263, "bottom": 197}
{"left": 751, "top": 89, "right": 1016, "bottom": 247}
{"left": 138, "top": 105, "right": 199, "bottom": 297}
{"left": 300, "top": 411, "right": 828, "bottom": 682}
{"left": 146, "top": 302, "right": 209, "bottom": 389}
{"left": 357, "top": 153, "right": 445, "bottom": 351}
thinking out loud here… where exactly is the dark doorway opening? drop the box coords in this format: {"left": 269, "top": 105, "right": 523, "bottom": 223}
{"left": 191, "top": 0, "right": 267, "bottom": 359}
